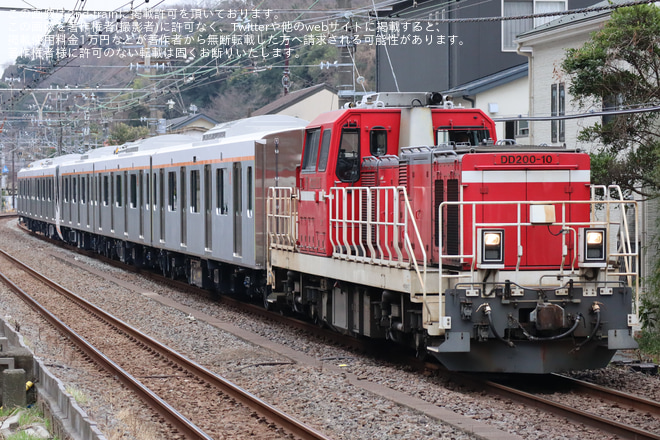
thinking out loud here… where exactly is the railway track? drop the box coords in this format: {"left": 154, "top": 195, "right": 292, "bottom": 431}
{"left": 450, "top": 372, "right": 660, "bottom": 440}
{"left": 0, "top": 247, "right": 333, "bottom": 440}
{"left": 13, "top": 219, "right": 660, "bottom": 440}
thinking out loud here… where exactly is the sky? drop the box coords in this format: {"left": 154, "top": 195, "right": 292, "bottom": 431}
{"left": 0, "top": 0, "right": 197, "bottom": 68}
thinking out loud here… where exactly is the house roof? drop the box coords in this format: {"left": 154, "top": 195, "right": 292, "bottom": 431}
{"left": 252, "top": 84, "right": 337, "bottom": 116}
{"left": 442, "top": 63, "right": 528, "bottom": 97}
{"left": 167, "top": 113, "right": 218, "bottom": 131}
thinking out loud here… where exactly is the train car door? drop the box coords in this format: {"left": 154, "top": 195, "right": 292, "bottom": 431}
{"left": 233, "top": 161, "right": 242, "bottom": 257}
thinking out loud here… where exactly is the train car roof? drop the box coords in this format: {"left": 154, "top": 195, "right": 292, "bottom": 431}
{"left": 202, "top": 115, "right": 307, "bottom": 141}
{"left": 112, "top": 133, "right": 202, "bottom": 154}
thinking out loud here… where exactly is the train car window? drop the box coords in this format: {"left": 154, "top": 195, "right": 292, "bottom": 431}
{"left": 145, "top": 173, "right": 150, "bottom": 207}
{"left": 302, "top": 128, "right": 321, "bottom": 172}
{"left": 181, "top": 167, "right": 187, "bottom": 245}
{"left": 93, "top": 176, "right": 97, "bottom": 205}
{"left": 159, "top": 170, "right": 165, "bottom": 241}
{"left": 81, "top": 176, "right": 86, "bottom": 204}
{"left": 168, "top": 171, "right": 177, "bottom": 211}
{"left": 317, "top": 130, "right": 332, "bottom": 172}
{"left": 153, "top": 172, "right": 158, "bottom": 211}
{"left": 72, "top": 177, "right": 77, "bottom": 203}
{"left": 191, "top": 169, "right": 200, "bottom": 213}
{"left": 216, "top": 168, "right": 227, "bottom": 215}
{"left": 103, "top": 175, "right": 109, "bottom": 206}
{"left": 130, "top": 174, "right": 137, "bottom": 208}
{"left": 116, "top": 174, "right": 123, "bottom": 207}
{"left": 247, "top": 166, "right": 253, "bottom": 217}
{"left": 336, "top": 127, "right": 360, "bottom": 183}
{"left": 370, "top": 127, "right": 387, "bottom": 157}
{"left": 64, "top": 177, "right": 69, "bottom": 203}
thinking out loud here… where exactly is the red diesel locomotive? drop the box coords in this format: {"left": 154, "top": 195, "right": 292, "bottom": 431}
{"left": 266, "top": 92, "right": 638, "bottom": 373}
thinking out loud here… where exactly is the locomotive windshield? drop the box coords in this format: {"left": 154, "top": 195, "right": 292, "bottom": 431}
{"left": 437, "top": 127, "right": 491, "bottom": 147}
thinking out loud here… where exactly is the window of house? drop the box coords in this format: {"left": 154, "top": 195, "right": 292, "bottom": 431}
{"left": 516, "top": 120, "right": 529, "bottom": 137}
{"left": 502, "top": 0, "right": 566, "bottom": 51}
{"left": 551, "top": 83, "right": 565, "bottom": 143}
{"left": 603, "top": 94, "right": 623, "bottom": 126}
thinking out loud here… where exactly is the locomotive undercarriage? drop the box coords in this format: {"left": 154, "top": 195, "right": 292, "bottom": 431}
{"left": 430, "top": 274, "right": 638, "bottom": 373}
{"left": 266, "top": 268, "right": 429, "bottom": 352}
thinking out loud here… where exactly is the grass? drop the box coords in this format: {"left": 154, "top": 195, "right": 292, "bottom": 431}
{"left": 637, "top": 330, "right": 660, "bottom": 364}
{"left": 64, "top": 385, "right": 89, "bottom": 406}
{"left": 0, "top": 406, "right": 59, "bottom": 440}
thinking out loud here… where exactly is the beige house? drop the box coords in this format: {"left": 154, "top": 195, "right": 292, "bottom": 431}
{"left": 443, "top": 64, "right": 530, "bottom": 143}
{"left": 515, "top": 3, "right": 613, "bottom": 147}
{"left": 516, "top": 0, "right": 658, "bottom": 299}
{"left": 166, "top": 113, "right": 218, "bottom": 135}
{"left": 252, "top": 84, "right": 339, "bottom": 121}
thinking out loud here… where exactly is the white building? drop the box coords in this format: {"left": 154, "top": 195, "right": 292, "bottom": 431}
{"left": 516, "top": 0, "right": 659, "bottom": 297}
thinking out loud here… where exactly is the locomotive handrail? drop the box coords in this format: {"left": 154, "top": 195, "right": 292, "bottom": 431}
{"left": 266, "top": 187, "right": 298, "bottom": 251}
{"left": 327, "top": 186, "right": 428, "bottom": 301}
{"left": 591, "top": 185, "right": 639, "bottom": 311}
{"left": 436, "top": 193, "right": 638, "bottom": 334}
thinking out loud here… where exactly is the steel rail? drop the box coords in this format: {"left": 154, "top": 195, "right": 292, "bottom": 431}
{"left": 550, "top": 373, "right": 660, "bottom": 418}
{"left": 0, "top": 253, "right": 212, "bottom": 440}
{"left": 450, "top": 373, "right": 660, "bottom": 440}
{"left": 0, "top": 248, "right": 333, "bottom": 440}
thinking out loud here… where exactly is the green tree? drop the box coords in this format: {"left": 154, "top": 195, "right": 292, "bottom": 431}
{"left": 562, "top": 4, "right": 660, "bottom": 355}
{"left": 561, "top": 4, "right": 660, "bottom": 197}
{"left": 107, "top": 123, "right": 149, "bottom": 145}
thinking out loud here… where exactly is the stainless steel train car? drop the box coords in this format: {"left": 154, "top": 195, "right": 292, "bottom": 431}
{"left": 18, "top": 115, "right": 307, "bottom": 298}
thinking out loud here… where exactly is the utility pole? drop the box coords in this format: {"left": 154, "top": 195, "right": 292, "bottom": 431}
{"left": 336, "top": 0, "right": 357, "bottom": 106}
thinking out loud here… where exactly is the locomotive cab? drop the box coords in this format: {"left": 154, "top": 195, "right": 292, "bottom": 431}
{"left": 296, "top": 108, "right": 403, "bottom": 256}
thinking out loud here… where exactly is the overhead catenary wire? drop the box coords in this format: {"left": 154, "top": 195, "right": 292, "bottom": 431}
{"left": 3, "top": 0, "right": 659, "bottom": 119}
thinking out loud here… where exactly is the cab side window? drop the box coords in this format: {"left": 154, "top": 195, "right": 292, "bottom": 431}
{"left": 336, "top": 127, "right": 360, "bottom": 183}
{"left": 317, "top": 130, "right": 332, "bottom": 172}
{"left": 302, "top": 128, "right": 321, "bottom": 172}
{"left": 370, "top": 127, "right": 387, "bottom": 157}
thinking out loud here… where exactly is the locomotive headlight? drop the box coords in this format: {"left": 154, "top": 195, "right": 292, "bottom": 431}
{"left": 478, "top": 229, "right": 504, "bottom": 268}
{"left": 578, "top": 228, "right": 607, "bottom": 267}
